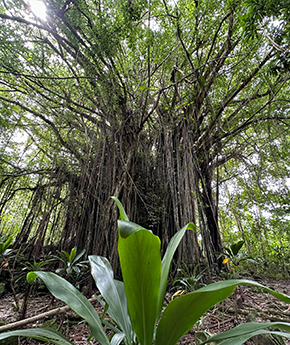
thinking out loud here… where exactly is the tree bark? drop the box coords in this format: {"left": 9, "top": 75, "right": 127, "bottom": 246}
{"left": 195, "top": 160, "right": 223, "bottom": 270}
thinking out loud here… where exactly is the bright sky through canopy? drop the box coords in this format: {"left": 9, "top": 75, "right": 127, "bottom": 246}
{"left": 29, "top": 0, "right": 46, "bottom": 20}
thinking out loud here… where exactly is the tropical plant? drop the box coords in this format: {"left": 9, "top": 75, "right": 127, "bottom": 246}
{"left": 0, "top": 235, "right": 20, "bottom": 310}
{"left": 16, "top": 259, "right": 53, "bottom": 284}
{"left": 173, "top": 262, "right": 207, "bottom": 293}
{"left": 16, "top": 258, "right": 54, "bottom": 320}
{"left": 53, "top": 247, "right": 88, "bottom": 287}
{"left": 219, "top": 240, "right": 256, "bottom": 274}
{"left": 1, "top": 198, "right": 290, "bottom": 345}
{"left": 0, "top": 235, "right": 13, "bottom": 265}
{"left": 217, "top": 241, "right": 252, "bottom": 280}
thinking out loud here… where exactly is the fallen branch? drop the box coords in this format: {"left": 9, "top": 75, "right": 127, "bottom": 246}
{"left": 0, "top": 297, "right": 96, "bottom": 333}
{"left": 207, "top": 317, "right": 236, "bottom": 329}
{"left": 219, "top": 306, "right": 290, "bottom": 324}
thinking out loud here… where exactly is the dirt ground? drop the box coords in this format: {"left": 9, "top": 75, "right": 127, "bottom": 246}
{"left": 1, "top": 277, "right": 290, "bottom": 345}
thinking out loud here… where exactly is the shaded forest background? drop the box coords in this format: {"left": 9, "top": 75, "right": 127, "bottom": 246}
{"left": 0, "top": 0, "right": 289, "bottom": 275}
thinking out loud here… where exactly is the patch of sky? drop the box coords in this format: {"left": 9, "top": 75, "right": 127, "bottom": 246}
{"left": 28, "top": 0, "right": 47, "bottom": 21}
{"left": 14, "top": 130, "right": 29, "bottom": 144}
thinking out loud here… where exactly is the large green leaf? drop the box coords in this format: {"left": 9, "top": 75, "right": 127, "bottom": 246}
{"left": 89, "top": 255, "right": 133, "bottom": 342}
{"left": 155, "top": 279, "right": 290, "bottom": 345}
{"left": 204, "top": 322, "right": 290, "bottom": 345}
{"left": 27, "top": 271, "right": 110, "bottom": 345}
{"left": 230, "top": 240, "right": 245, "bottom": 256}
{"left": 158, "top": 222, "right": 195, "bottom": 316}
{"left": 216, "top": 331, "right": 290, "bottom": 345}
{"left": 118, "top": 220, "right": 148, "bottom": 238}
{"left": 0, "top": 328, "right": 74, "bottom": 344}
{"left": 118, "top": 225, "right": 162, "bottom": 345}
{"left": 112, "top": 196, "right": 129, "bottom": 221}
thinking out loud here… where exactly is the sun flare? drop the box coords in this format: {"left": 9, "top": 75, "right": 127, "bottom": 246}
{"left": 29, "top": 0, "right": 47, "bottom": 20}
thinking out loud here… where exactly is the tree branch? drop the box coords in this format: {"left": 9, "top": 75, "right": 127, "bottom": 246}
{"left": 0, "top": 297, "right": 97, "bottom": 332}
{"left": 0, "top": 96, "right": 83, "bottom": 163}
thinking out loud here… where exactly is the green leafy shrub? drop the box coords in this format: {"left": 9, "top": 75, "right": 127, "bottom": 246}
{"left": 219, "top": 240, "right": 256, "bottom": 279}
{"left": 52, "top": 247, "right": 89, "bottom": 288}
{"left": 0, "top": 235, "right": 21, "bottom": 309}
{"left": 1, "top": 198, "right": 290, "bottom": 345}
{"left": 0, "top": 236, "right": 13, "bottom": 270}
{"left": 15, "top": 259, "right": 53, "bottom": 284}
{"left": 173, "top": 262, "right": 207, "bottom": 293}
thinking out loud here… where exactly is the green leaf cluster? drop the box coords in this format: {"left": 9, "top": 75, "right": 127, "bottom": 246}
{"left": 0, "top": 235, "right": 12, "bottom": 256}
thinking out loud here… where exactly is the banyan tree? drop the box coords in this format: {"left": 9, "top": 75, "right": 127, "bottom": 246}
{"left": 0, "top": 0, "right": 289, "bottom": 271}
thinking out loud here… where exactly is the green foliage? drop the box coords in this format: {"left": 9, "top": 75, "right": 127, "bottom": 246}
{"left": 219, "top": 135, "right": 290, "bottom": 277}
{"left": 0, "top": 235, "right": 17, "bottom": 272}
{"left": 222, "top": 240, "right": 247, "bottom": 265}
{"left": 89, "top": 255, "right": 133, "bottom": 343}
{"left": 205, "top": 322, "right": 290, "bottom": 345}
{"left": 0, "top": 235, "right": 12, "bottom": 256}
{"left": 23, "top": 259, "right": 52, "bottom": 272}
{"left": 53, "top": 247, "right": 88, "bottom": 287}
{"left": 228, "top": 240, "right": 245, "bottom": 257}
{"left": 219, "top": 240, "right": 256, "bottom": 279}
{"left": 2, "top": 199, "right": 290, "bottom": 344}
{"left": 238, "top": 0, "right": 290, "bottom": 38}
{"left": 14, "top": 259, "right": 52, "bottom": 286}
{"left": 236, "top": 0, "right": 290, "bottom": 73}
{"left": 173, "top": 262, "right": 207, "bottom": 292}
{"left": 0, "top": 328, "right": 74, "bottom": 345}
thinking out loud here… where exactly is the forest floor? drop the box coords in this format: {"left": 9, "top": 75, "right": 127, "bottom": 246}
{"left": 1, "top": 277, "right": 290, "bottom": 345}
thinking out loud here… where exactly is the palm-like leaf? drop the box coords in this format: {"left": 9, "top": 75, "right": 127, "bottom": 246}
{"left": 158, "top": 222, "right": 195, "bottom": 315}
{"left": 155, "top": 279, "right": 290, "bottom": 345}
{"left": 26, "top": 271, "right": 110, "bottom": 345}
{"left": 118, "top": 225, "right": 161, "bottom": 345}
{"left": 89, "top": 255, "right": 133, "bottom": 342}
{"left": 204, "top": 322, "right": 290, "bottom": 345}
{"left": 0, "top": 328, "right": 74, "bottom": 344}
